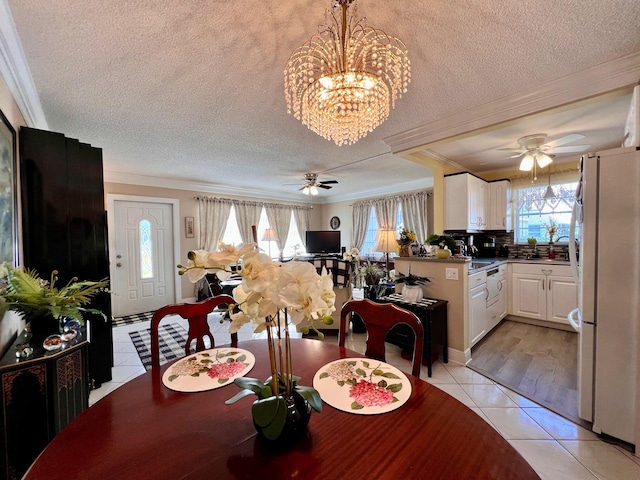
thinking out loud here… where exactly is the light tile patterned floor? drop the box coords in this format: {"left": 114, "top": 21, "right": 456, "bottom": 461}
{"left": 90, "top": 317, "right": 640, "bottom": 480}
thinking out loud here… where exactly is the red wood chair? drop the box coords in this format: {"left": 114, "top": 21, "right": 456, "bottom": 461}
{"left": 150, "top": 295, "right": 237, "bottom": 369}
{"left": 339, "top": 299, "right": 424, "bottom": 378}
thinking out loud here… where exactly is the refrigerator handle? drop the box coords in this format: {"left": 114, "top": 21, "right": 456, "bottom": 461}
{"left": 569, "top": 202, "right": 580, "bottom": 284}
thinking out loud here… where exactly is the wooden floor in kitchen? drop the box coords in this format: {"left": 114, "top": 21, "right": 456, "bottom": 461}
{"left": 468, "top": 319, "right": 588, "bottom": 427}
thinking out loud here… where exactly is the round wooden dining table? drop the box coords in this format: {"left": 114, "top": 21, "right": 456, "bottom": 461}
{"left": 25, "top": 339, "right": 540, "bottom": 479}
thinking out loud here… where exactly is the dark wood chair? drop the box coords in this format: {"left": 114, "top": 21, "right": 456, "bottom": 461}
{"left": 339, "top": 299, "right": 424, "bottom": 377}
{"left": 150, "top": 295, "right": 237, "bottom": 369}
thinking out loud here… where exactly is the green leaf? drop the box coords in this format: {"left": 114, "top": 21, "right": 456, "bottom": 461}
{"left": 351, "top": 402, "right": 364, "bottom": 410}
{"left": 219, "top": 378, "right": 229, "bottom": 384}
{"left": 260, "top": 385, "right": 273, "bottom": 399}
{"left": 234, "top": 377, "right": 266, "bottom": 394}
{"left": 392, "top": 397, "right": 399, "bottom": 403}
{"left": 295, "top": 385, "right": 323, "bottom": 413}
{"left": 346, "top": 378, "right": 357, "bottom": 386}
{"left": 190, "top": 373, "right": 200, "bottom": 377}
{"left": 227, "top": 358, "right": 234, "bottom": 363}
{"left": 167, "top": 374, "right": 178, "bottom": 382}
{"left": 381, "top": 372, "right": 401, "bottom": 379}
{"left": 362, "top": 361, "right": 370, "bottom": 368}
{"left": 337, "top": 380, "right": 345, "bottom": 387}
{"left": 236, "top": 354, "right": 246, "bottom": 362}
{"left": 201, "top": 359, "right": 212, "bottom": 364}
{"left": 224, "top": 388, "right": 255, "bottom": 405}
{"left": 387, "top": 383, "right": 403, "bottom": 393}
{"left": 201, "top": 352, "right": 210, "bottom": 357}
{"left": 378, "top": 380, "right": 388, "bottom": 388}
{"left": 252, "top": 396, "right": 287, "bottom": 440}
{"left": 372, "top": 369, "right": 384, "bottom": 376}
{"left": 355, "top": 368, "right": 366, "bottom": 377}
{"left": 347, "top": 361, "right": 357, "bottom": 366}
{"left": 319, "top": 372, "right": 329, "bottom": 379}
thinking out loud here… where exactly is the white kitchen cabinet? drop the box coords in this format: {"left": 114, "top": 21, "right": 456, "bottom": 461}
{"left": 510, "top": 263, "right": 577, "bottom": 325}
{"left": 488, "top": 180, "right": 511, "bottom": 231}
{"left": 444, "top": 173, "right": 488, "bottom": 231}
{"left": 469, "top": 271, "right": 488, "bottom": 347}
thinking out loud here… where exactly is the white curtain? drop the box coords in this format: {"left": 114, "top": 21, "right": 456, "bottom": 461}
{"left": 373, "top": 197, "right": 398, "bottom": 230}
{"left": 401, "top": 191, "right": 429, "bottom": 243}
{"left": 351, "top": 201, "right": 370, "bottom": 250}
{"left": 265, "top": 204, "right": 292, "bottom": 254}
{"left": 197, "top": 197, "right": 231, "bottom": 250}
{"left": 292, "top": 207, "right": 310, "bottom": 248}
{"left": 234, "top": 201, "right": 262, "bottom": 243}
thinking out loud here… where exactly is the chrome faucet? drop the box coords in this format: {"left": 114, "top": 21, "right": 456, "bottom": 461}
{"left": 555, "top": 236, "right": 570, "bottom": 242}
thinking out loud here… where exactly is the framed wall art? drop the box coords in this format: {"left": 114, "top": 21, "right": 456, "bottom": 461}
{"left": 185, "top": 216, "right": 195, "bottom": 238}
{"left": 0, "top": 109, "right": 17, "bottom": 266}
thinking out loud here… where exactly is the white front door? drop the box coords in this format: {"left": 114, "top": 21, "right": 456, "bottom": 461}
{"left": 110, "top": 199, "right": 177, "bottom": 316}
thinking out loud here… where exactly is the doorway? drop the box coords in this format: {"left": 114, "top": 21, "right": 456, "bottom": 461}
{"left": 107, "top": 195, "right": 182, "bottom": 316}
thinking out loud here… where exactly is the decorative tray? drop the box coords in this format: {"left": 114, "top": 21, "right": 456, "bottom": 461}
{"left": 162, "top": 347, "right": 255, "bottom": 393}
{"left": 313, "top": 358, "right": 412, "bottom": 415}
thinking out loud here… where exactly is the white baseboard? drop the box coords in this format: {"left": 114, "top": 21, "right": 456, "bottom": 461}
{"left": 447, "top": 347, "right": 471, "bottom": 366}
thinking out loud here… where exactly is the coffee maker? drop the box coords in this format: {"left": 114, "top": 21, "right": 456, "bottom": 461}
{"left": 476, "top": 235, "right": 497, "bottom": 258}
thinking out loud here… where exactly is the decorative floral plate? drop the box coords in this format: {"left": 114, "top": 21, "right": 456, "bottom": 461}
{"left": 162, "top": 347, "right": 255, "bottom": 393}
{"left": 313, "top": 358, "right": 412, "bottom": 415}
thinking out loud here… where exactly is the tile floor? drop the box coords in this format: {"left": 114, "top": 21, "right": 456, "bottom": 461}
{"left": 90, "top": 316, "right": 640, "bottom": 480}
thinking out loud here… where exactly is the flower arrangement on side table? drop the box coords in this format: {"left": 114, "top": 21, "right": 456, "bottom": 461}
{"left": 0, "top": 264, "right": 108, "bottom": 345}
{"left": 178, "top": 243, "right": 336, "bottom": 442}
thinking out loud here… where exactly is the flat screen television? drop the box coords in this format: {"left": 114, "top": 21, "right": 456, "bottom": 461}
{"left": 305, "top": 230, "right": 341, "bottom": 255}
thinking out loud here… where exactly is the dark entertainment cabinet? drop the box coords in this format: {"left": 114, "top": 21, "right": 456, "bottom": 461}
{"left": 0, "top": 332, "right": 89, "bottom": 480}
{"left": 18, "top": 127, "right": 113, "bottom": 387}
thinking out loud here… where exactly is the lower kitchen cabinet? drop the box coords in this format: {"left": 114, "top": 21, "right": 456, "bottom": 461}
{"left": 0, "top": 330, "right": 89, "bottom": 480}
{"left": 510, "top": 263, "right": 577, "bottom": 325}
{"left": 469, "top": 271, "right": 488, "bottom": 348}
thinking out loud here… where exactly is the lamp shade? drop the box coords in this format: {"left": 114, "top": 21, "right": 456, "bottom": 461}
{"left": 374, "top": 229, "right": 397, "bottom": 253}
{"left": 536, "top": 153, "right": 553, "bottom": 168}
{"left": 262, "top": 228, "right": 277, "bottom": 241}
{"left": 519, "top": 153, "right": 535, "bottom": 171}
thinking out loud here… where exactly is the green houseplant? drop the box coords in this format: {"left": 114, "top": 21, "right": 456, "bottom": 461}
{"left": 0, "top": 265, "right": 108, "bottom": 342}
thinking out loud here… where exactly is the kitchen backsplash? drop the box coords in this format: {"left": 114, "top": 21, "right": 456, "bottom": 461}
{"left": 492, "top": 231, "right": 569, "bottom": 261}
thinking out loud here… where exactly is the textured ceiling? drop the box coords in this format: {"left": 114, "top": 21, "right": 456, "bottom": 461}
{"left": 5, "top": 0, "right": 640, "bottom": 201}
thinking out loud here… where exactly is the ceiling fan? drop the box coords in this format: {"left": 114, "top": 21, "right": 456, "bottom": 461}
{"left": 293, "top": 173, "right": 338, "bottom": 195}
{"left": 502, "top": 133, "right": 589, "bottom": 171}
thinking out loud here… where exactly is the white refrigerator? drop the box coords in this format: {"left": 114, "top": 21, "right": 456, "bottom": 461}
{"left": 570, "top": 146, "right": 640, "bottom": 447}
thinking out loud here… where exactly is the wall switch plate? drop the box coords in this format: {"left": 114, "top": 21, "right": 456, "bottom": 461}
{"left": 446, "top": 268, "right": 459, "bottom": 280}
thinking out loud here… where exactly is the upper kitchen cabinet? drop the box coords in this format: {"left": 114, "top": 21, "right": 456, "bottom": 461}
{"left": 444, "top": 172, "right": 488, "bottom": 231}
{"left": 487, "top": 180, "right": 511, "bottom": 231}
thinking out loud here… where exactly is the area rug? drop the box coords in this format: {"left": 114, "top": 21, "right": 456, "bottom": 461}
{"left": 129, "top": 323, "right": 188, "bottom": 371}
{"left": 113, "top": 311, "right": 155, "bottom": 328}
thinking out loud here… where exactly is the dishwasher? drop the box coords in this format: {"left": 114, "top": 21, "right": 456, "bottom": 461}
{"left": 485, "top": 267, "right": 501, "bottom": 308}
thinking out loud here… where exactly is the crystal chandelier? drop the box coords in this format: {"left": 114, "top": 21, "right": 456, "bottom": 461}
{"left": 284, "top": 0, "right": 411, "bottom": 146}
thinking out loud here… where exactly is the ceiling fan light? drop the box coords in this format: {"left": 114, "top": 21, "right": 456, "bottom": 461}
{"left": 310, "top": 185, "right": 319, "bottom": 195}
{"left": 536, "top": 153, "right": 553, "bottom": 168}
{"left": 302, "top": 186, "right": 310, "bottom": 195}
{"left": 519, "top": 153, "right": 534, "bottom": 171}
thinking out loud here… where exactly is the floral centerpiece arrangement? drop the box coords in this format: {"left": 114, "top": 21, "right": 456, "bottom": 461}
{"left": 178, "top": 243, "right": 335, "bottom": 442}
{"left": 0, "top": 264, "right": 108, "bottom": 341}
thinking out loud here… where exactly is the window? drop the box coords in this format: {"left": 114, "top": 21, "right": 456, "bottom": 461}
{"left": 514, "top": 182, "right": 578, "bottom": 243}
{"left": 360, "top": 205, "right": 404, "bottom": 256}
{"left": 139, "top": 219, "right": 153, "bottom": 279}
{"left": 222, "top": 207, "right": 304, "bottom": 259}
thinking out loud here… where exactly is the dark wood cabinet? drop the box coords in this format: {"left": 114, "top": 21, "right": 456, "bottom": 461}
{"left": 0, "top": 333, "right": 88, "bottom": 480}
{"left": 19, "top": 127, "right": 112, "bottom": 387}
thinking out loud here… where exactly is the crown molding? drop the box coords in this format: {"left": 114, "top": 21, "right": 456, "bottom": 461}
{"left": 384, "top": 50, "right": 640, "bottom": 154}
{"left": 0, "top": 0, "right": 47, "bottom": 128}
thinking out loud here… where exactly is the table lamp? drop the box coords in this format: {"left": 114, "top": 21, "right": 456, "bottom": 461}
{"left": 374, "top": 229, "right": 397, "bottom": 282}
{"left": 262, "top": 228, "right": 277, "bottom": 258}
